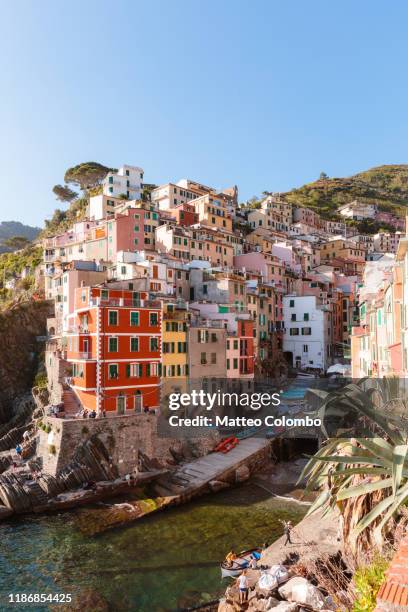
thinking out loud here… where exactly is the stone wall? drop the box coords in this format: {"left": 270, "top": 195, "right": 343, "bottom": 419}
{"left": 37, "top": 413, "right": 220, "bottom": 477}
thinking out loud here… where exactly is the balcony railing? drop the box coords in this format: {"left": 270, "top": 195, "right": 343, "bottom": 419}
{"left": 77, "top": 352, "right": 93, "bottom": 360}
{"left": 87, "top": 298, "right": 161, "bottom": 309}
{"left": 67, "top": 326, "right": 90, "bottom": 334}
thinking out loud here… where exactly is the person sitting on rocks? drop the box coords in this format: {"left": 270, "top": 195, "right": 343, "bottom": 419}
{"left": 225, "top": 550, "right": 237, "bottom": 567}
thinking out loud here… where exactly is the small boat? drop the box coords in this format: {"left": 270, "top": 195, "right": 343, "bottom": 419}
{"left": 220, "top": 548, "right": 262, "bottom": 579}
{"left": 213, "top": 436, "right": 239, "bottom": 454}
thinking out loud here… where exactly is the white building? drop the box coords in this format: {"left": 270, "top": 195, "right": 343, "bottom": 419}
{"left": 283, "top": 295, "right": 332, "bottom": 371}
{"left": 338, "top": 200, "right": 377, "bottom": 221}
{"left": 373, "top": 231, "right": 402, "bottom": 253}
{"left": 103, "top": 164, "right": 144, "bottom": 200}
{"left": 150, "top": 182, "right": 201, "bottom": 210}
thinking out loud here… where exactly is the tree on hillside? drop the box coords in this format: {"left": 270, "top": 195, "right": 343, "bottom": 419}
{"left": 3, "top": 236, "right": 31, "bottom": 251}
{"left": 64, "top": 162, "right": 113, "bottom": 191}
{"left": 52, "top": 184, "right": 78, "bottom": 202}
{"left": 319, "top": 172, "right": 328, "bottom": 180}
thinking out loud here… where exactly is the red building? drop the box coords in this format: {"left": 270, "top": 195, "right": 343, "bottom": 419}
{"left": 167, "top": 202, "right": 198, "bottom": 227}
{"left": 66, "top": 285, "right": 161, "bottom": 414}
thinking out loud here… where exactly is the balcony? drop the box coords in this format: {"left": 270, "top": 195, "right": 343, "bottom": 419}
{"left": 67, "top": 325, "right": 90, "bottom": 334}
{"left": 77, "top": 352, "right": 93, "bottom": 360}
{"left": 88, "top": 298, "right": 161, "bottom": 309}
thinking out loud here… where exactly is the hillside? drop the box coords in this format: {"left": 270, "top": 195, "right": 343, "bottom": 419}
{"left": 282, "top": 164, "right": 408, "bottom": 220}
{"left": 0, "top": 221, "right": 41, "bottom": 253}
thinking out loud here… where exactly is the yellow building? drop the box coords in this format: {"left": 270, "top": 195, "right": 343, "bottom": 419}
{"left": 320, "top": 238, "right": 366, "bottom": 262}
{"left": 193, "top": 194, "right": 233, "bottom": 232}
{"left": 162, "top": 302, "right": 190, "bottom": 394}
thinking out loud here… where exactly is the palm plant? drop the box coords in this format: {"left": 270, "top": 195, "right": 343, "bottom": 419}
{"left": 299, "top": 378, "right": 408, "bottom": 554}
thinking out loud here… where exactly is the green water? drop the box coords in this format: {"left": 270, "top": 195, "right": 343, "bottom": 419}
{"left": 0, "top": 484, "right": 306, "bottom": 611}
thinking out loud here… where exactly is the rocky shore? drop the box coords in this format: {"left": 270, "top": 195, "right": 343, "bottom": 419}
{"left": 218, "top": 510, "right": 342, "bottom": 612}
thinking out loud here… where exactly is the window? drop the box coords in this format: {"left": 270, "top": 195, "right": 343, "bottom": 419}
{"left": 303, "top": 344, "right": 308, "bottom": 353}
{"left": 149, "top": 312, "right": 158, "bottom": 326}
{"left": 203, "top": 284, "right": 208, "bottom": 295}
{"left": 108, "top": 364, "right": 118, "bottom": 379}
{"left": 121, "top": 266, "right": 126, "bottom": 275}
{"left": 302, "top": 327, "right": 312, "bottom": 335}
{"left": 233, "top": 358, "right": 238, "bottom": 369}
{"left": 303, "top": 313, "right": 309, "bottom": 321}
{"left": 291, "top": 314, "right": 296, "bottom": 321}
{"left": 109, "top": 310, "right": 118, "bottom": 325}
{"left": 289, "top": 299, "right": 295, "bottom": 307}
{"left": 150, "top": 337, "right": 159, "bottom": 351}
{"left": 211, "top": 333, "right": 217, "bottom": 343}
{"left": 290, "top": 328, "right": 299, "bottom": 336}
{"left": 127, "top": 363, "right": 142, "bottom": 377}
{"left": 227, "top": 359, "right": 230, "bottom": 369}
{"left": 211, "top": 353, "right": 216, "bottom": 364}
{"left": 201, "top": 352, "right": 207, "bottom": 364}
{"left": 109, "top": 337, "right": 118, "bottom": 352}
{"left": 101, "top": 289, "right": 109, "bottom": 300}
{"left": 177, "top": 342, "right": 187, "bottom": 353}
{"left": 130, "top": 311, "right": 139, "bottom": 326}
{"left": 233, "top": 339, "right": 238, "bottom": 350}
{"left": 130, "top": 337, "right": 139, "bottom": 352}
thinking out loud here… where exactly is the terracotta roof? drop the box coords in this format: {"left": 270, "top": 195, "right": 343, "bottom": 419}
{"left": 375, "top": 534, "right": 408, "bottom": 610}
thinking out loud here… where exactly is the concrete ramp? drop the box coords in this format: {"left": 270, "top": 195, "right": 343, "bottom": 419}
{"left": 154, "top": 437, "right": 271, "bottom": 499}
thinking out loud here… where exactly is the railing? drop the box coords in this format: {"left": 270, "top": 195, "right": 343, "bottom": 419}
{"left": 77, "top": 352, "right": 93, "bottom": 360}
{"left": 67, "top": 326, "right": 90, "bottom": 334}
{"left": 190, "top": 319, "right": 227, "bottom": 329}
{"left": 88, "top": 298, "right": 161, "bottom": 309}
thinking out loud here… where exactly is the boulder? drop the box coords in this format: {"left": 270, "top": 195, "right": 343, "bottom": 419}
{"left": 235, "top": 465, "right": 250, "bottom": 483}
{"left": 278, "top": 577, "right": 325, "bottom": 610}
{"left": 270, "top": 603, "right": 298, "bottom": 611}
{"left": 209, "top": 479, "right": 230, "bottom": 493}
{"left": 218, "top": 597, "right": 239, "bottom": 612}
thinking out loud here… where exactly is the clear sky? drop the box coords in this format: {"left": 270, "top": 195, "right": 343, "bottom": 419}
{"left": 1, "top": 0, "right": 408, "bottom": 226}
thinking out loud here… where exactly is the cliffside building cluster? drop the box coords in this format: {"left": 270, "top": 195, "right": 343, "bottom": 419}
{"left": 41, "top": 164, "right": 405, "bottom": 415}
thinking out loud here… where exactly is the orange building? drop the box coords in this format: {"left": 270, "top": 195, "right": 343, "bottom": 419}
{"left": 66, "top": 285, "right": 161, "bottom": 414}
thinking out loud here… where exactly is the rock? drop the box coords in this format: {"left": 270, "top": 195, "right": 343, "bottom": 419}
{"left": 218, "top": 598, "right": 240, "bottom": 612}
{"left": 265, "top": 596, "right": 283, "bottom": 609}
{"left": 278, "top": 577, "right": 325, "bottom": 610}
{"left": 324, "top": 595, "right": 337, "bottom": 610}
{"left": 209, "top": 479, "right": 230, "bottom": 493}
{"left": 235, "top": 465, "right": 250, "bottom": 483}
{"left": 52, "top": 588, "right": 109, "bottom": 612}
{"left": 271, "top": 603, "right": 299, "bottom": 611}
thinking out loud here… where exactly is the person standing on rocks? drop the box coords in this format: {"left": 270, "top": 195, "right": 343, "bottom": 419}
{"left": 237, "top": 569, "right": 249, "bottom": 604}
{"left": 282, "top": 520, "right": 293, "bottom": 546}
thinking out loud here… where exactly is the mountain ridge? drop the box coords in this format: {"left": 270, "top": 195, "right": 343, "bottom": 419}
{"left": 282, "top": 164, "right": 408, "bottom": 219}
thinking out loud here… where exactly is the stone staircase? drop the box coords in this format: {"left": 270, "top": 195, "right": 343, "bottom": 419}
{"left": 62, "top": 389, "right": 81, "bottom": 416}
{"left": 26, "top": 481, "right": 49, "bottom": 506}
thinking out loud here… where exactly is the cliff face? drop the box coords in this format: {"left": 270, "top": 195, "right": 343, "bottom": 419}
{"left": 0, "top": 301, "right": 53, "bottom": 423}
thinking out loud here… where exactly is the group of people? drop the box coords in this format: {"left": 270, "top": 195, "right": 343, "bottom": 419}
{"left": 225, "top": 521, "right": 294, "bottom": 605}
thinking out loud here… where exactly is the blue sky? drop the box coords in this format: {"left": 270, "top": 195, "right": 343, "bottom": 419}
{"left": 1, "top": 0, "right": 408, "bottom": 226}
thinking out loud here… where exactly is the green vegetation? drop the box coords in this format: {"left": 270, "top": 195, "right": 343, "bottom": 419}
{"left": 283, "top": 164, "right": 408, "bottom": 219}
{"left": 300, "top": 379, "right": 408, "bottom": 554}
{"left": 42, "top": 196, "right": 88, "bottom": 237}
{"left": 64, "top": 161, "right": 115, "bottom": 191}
{"left": 52, "top": 184, "right": 78, "bottom": 202}
{"left": 34, "top": 371, "right": 48, "bottom": 389}
{"left": 0, "top": 221, "right": 41, "bottom": 254}
{"left": 353, "top": 556, "right": 389, "bottom": 611}
{"left": 0, "top": 244, "right": 42, "bottom": 282}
